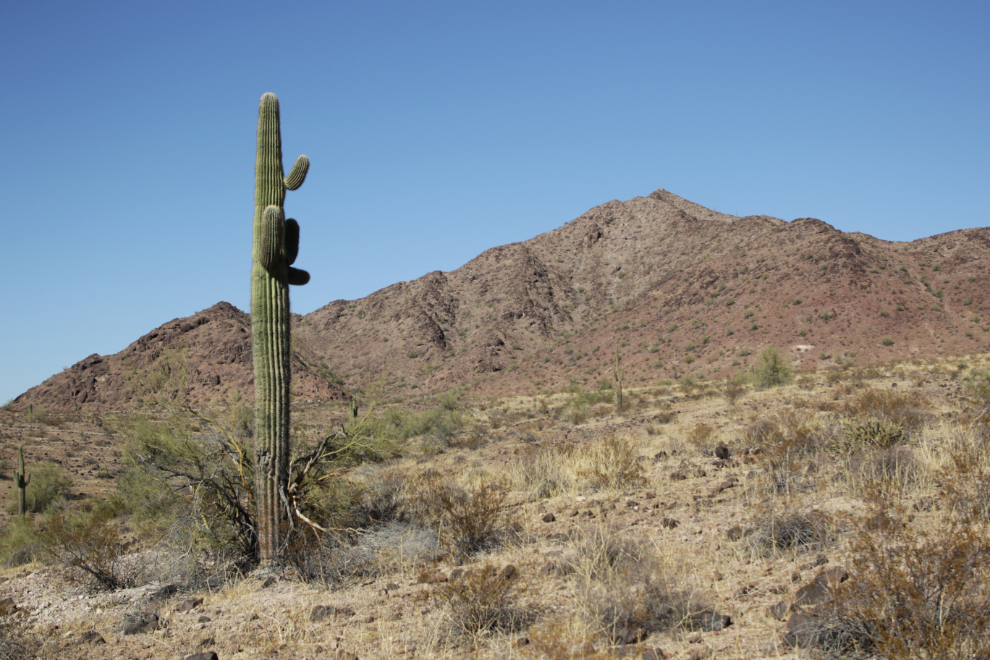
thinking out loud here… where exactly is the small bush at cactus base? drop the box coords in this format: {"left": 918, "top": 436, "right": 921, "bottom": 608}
{"left": 6, "top": 461, "right": 71, "bottom": 515}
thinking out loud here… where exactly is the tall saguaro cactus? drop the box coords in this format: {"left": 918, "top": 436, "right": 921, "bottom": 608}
{"left": 252, "top": 93, "right": 310, "bottom": 566}
{"left": 15, "top": 446, "right": 30, "bottom": 517}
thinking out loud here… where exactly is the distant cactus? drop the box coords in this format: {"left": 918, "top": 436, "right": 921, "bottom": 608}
{"left": 15, "top": 446, "right": 30, "bottom": 517}
{"left": 613, "top": 346, "right": 624, "bottom": 409}
{"left": 251, "top": 93, "right": 311, "bottom": 566}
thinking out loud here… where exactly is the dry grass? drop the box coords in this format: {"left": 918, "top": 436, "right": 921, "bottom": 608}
{"left": 6, "top": 354, "right": 990, "bottom": 658}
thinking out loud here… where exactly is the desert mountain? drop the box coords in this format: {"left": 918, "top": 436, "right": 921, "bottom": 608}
{"left": 14, "top": 189, "right": 990, "bottom": 411}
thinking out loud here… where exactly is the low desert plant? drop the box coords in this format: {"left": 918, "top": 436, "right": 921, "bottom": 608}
{"left": 810, "top": 494, "right": 990, "bottom": 659}
{"left": 749, "top": 345, "right": 793, "bottom": 389}
{"left": 406, "top": 471, "right": 512, "bottom": 555}
{"left": 435, "top": 564, "right": 526, "bottom": 639}
{"left": 39, "top": 509, "right": 133, "bottom": 590}
{"left": 6, "top": 461, "right": 71, "bottom": 515}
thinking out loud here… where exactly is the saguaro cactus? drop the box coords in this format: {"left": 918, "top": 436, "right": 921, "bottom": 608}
{"left": 613, "top": 346, "right": 624, "bottom": 410}
{"left": 15, "top": 446, "right": 30, "bottom": 517}
{"left": 251, "top": 93, "right": 310, "bottom": 566}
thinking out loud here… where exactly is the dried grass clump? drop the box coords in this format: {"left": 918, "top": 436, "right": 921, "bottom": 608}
{"left": 514, "top": 441, "right": 576, "bottom": 500}
{"left": 571, "top": 527, "right": 712, "bottom": 645}
{"left": 435, "top": 564, "right": 528, "bottom": 640}
{"left": 406, "top": 471, "right": 513, "bottom": 555}
{"left": 838, "top": 387, "right": 930, "bottom": 432}
{"left": 747, "top": 411, "right": 829, "bottom": 494}
{"left": 745, "top": 507, "right": 836, "bottom": 558}
{"left": 574, "top": 434, "right": 646, "bottom": 492}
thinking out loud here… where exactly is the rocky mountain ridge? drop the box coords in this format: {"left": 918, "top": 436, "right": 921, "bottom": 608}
{"left": 14, "top": 188, "right": 990, "bottom": 411}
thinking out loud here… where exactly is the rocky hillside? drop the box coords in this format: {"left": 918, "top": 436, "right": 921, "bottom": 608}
{"left": 14, "top": 188, "right": 990, "bottom": 410}
{"left": 12, "top": 302, "right": 345, "bottom": 412}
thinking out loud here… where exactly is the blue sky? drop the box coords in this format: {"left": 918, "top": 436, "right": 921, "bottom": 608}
{"left": 2, "top": 1, "right": 988, "bottom": 404}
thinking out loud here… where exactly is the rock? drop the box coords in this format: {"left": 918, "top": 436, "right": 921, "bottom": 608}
{"left": 715, "top": 445, "right": 730, "bottom": 459}
{"left": 148, "top": 584, "right": 178, "bottom": 601}
{"left": 416, "top": 572, "right": 448, "bottom": 584}
{"left": 184, "top": 654, "right": 218, "bottom": 660}
{"left": 80, "top": 631, "right": 106, "bottom": 645}
{"left": 177, "top": 597, "right": 204, "bottom": 613}
{"left": 670, "top": 470, "right": 687, "bottom": 481}
{"left": 767, "top": 600, "right": 790, "bottom": 621}
{"left": 794, "top": 567, "right": 849, "bottom": 606}
{"left": 783, "top": 610, "right": 819, "bottom": 647}
{"left": 542, "top": 512, "right": 556, "bottom": 523}
{"left": 123, "top": 612, "right": 160, "bottom": 635}
{"left": 687, "top": 611, "right": 732, "bottom": 632}
{"left": 686, "top": 646, "right": 712, "bottom": 660}
{"left": 311, "top": 605, "right": 334, "bottom": 622}
{"left": 311, "top": 604, "right": 355, "bottom": 621}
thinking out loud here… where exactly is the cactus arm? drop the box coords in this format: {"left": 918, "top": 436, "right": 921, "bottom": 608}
{"left": 285, "top": 219, "right": 300, "bottom": 265}
{"left": 258, "top": 206, "right": 285, "bottom": 271}
{"left": 284, "top": 155, "right": 309, "bottom": 190}
{"left": 287, "top": 267, "right": 310, "bottom": 286}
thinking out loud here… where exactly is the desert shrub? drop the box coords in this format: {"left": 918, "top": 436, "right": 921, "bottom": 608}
{"left": 845, "top": 446, "right": 921, "bottom": 498}
{"left": 745, "top": 507, "right": 836, "bottom": 558}
{"left": 435, "top": 564, "right": 527, "bottom": 639}
{"left": 685, "top": 423, "right": 715, "bottom": 451}
{"left": 750, "top": 345, "right": 793, "bottom": 389}
{"left": 5, "top": 461, "right": 72, "bottom": 515}
{"left": 405, "top": 472, "right": 511, "bottom": 555}
{"left": 746, "top": 411, "right": 828, "bottom": 494}
{"left": 118, "top": 408, "right": 398, "bottom": 567}
{"left": 723, "top": 380, "right": 746, "bottom": 404}
{"left": 810, "top": 496, "right": 990, "bottom": 659}
{"left": 575, "top": 435, "right": 645, "bottom": 491}
{"left": 38, "top": 509, "right": 133, "bottom": 590}
{"left": 0, "top": 516, "right": 44, "bottom": 567}
{"left": 572, "top": 527, "right": 709, "bottom": 645}
{"left": 838, "top": 387, "right": 930, "bottom": 433}
{"left": 836, "top": 416, "right": 905, "bottom": 451}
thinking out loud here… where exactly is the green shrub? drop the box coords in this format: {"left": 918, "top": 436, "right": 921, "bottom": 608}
{"left": 6, "top": 461, "right": 71, "bottom": 515}
{"left": 749, "top": 345, "right": 793, "bottom": 389}
{"left": 0, "top": 516, "right": 44, "bottom": 567}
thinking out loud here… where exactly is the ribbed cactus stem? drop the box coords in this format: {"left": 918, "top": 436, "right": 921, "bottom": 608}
{"left": 15, "top": 446, "right": 30, "bottom": 518}
{"left": 251, "top": 93, "right": 310, "bottom": 566}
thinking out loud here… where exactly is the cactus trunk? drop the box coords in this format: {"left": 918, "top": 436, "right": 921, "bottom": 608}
{"left": 15, "top": 446, "right": 30, "bottom": 517}
{"left": 251, "top": 93, "right": 310, "bottom": 566}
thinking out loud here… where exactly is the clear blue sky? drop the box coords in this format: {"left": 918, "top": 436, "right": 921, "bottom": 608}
{"left": 2, "top": 1, "right": 988, "bottom": 404}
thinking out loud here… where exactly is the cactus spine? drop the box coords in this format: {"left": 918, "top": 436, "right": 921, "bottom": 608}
{"left": 251, "top": 93, "right": 310, "bottom": 566}
{"left": 15, "top": 446, "right": 30, "bottom": 517}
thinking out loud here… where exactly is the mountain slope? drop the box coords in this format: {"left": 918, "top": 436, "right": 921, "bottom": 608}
{"left": 14, "top": 189, "right": 990, "bottom": 410}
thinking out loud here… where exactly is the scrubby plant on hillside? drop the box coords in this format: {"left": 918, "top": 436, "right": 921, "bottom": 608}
{"left": 6, "top": 459, "right": 70, "bottom": 516}
{"left": 749, "top": 345, "right": 793, "bottom": 389}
